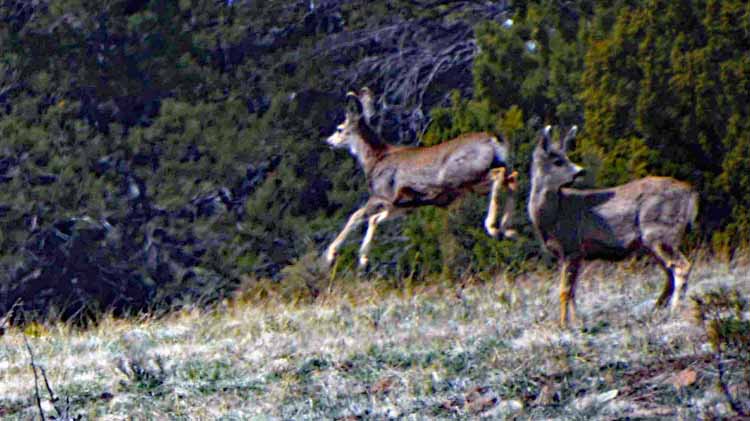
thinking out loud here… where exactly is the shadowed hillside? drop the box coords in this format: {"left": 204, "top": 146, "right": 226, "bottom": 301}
{"left": 4, "top": 1, "right": 750, "bottom": 321}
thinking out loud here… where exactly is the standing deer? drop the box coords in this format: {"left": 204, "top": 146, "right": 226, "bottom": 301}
{"left": 528, "top": 126, "right": 699, "bottom": 327}
{"left": 324, "top": 88, "right": 518, "bottom": 268}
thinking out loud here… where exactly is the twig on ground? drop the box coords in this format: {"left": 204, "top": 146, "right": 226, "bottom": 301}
{"left": 40, "top": 365, "right": 64, "bottom": 418}
{"left": 716, "top": 349, "right": 748, "bottom": 417}
{"left": 23, "top": 335, "right": 46, "bottom": 421}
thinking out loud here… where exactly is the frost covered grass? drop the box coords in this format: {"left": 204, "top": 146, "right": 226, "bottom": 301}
{"left": 1, "top": 257, "right": 749, "bottom": 419}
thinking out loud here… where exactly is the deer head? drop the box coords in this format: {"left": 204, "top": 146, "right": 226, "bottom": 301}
{"left": 530, "top": 125, "right": 585, "bottom": 192}
{"left": 325, "top": 88, "right": 388, "bottom": 171}
{"left": 326, "top": 92, "right": 365, "bottom": 150}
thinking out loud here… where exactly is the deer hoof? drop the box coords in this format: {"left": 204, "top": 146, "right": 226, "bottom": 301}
{"left": 485, "top": 224, "right": 501, "bottom": 238}
{"left": 325, "top": 248, "right": 337, "bottom": 265}
{"left": 358, "top": 255, "right": 369, "bottom": 269}
{"left": 505, "top": 170, "right": 519, "bottom": 190}
{"left": 503, "top": 229, "right": 518, "bottom": 239}
{"left": 669, "top": 300, "right": 682, "bottom": 314}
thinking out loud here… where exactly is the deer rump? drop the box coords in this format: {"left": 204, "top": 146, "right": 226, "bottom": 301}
{"left": 369, "top": 133, "right": 509, "bottom": 208}
{"left": 548, "top": 177, "right": 698, "bottom": 261}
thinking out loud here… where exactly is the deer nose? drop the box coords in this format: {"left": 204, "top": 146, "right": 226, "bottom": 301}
{"left": 576, "top": 167, "right": 586, "bottom": 178}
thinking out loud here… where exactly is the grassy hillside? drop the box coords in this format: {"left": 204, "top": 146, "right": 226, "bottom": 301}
{"left": 2, "top": 258, "right": 748, "bottom": 419}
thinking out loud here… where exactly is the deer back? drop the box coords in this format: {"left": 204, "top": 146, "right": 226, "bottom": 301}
{"left": 369, "top": 132, "right": 509, "bottom": 207}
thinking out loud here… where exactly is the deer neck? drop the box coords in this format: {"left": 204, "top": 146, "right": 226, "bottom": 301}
{"left": 528, "top": 183, "right": 561, "bottom": 234}
{"left": 351, "top": 123, "right": 390, "bottom": 174}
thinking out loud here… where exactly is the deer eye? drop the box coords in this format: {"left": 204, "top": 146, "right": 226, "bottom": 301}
{"left": 553, "top": 158, "right": 565, "bottom": 167}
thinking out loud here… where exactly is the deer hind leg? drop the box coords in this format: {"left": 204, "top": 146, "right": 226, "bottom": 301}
{"left": 654, "top": 264, "right": 676, "bottom": 309}
{"left": 484, "top": 167, "right": 505, "bottom": 237}
{"left": 670, "top": 252, "right": 692, "bottom": 312}
{"left": 358, "top": 209, "right": 390, "bottom": 268}
{"left": 651, "top": 243, "right": 691, "bottom": 312}
{"left": 500, "top": 170, "right": 519, "bottom": 238}
{"left": 485, "top": 167, "right": 518, "bottom": 238}
{"left": 325, "top": 205, "right": 370, "bottom": 265}
{"left": 651, "top": 243, "right": 676, "bottom": 309}
{"left": 559, "top": 258, "right": 581, "bottom": 328}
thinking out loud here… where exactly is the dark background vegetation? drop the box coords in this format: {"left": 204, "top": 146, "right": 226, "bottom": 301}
{"left": 1, "top": 0, "right": 748, "bottom": 321}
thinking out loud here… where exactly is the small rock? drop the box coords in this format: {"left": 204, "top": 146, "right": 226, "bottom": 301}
{"left": 597, "top": 389, "right": 618, "bottom": 403}
{"left": 369, "top": 376, "right": 395, "bottom": 395}
{"left": 670, "top": 368, "right": 697, "bottom": 389}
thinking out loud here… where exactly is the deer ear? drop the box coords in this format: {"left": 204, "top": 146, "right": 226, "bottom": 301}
{"left": 345, "top": 91, "right": 363, "bottom": 117}
{"left": 560, "top": 125, "right": 578, "bottom": 152}
{"left": 358, "top": 87, "right": 375, "bottom": 123}
{"left": 538, "top": 125, "right": 552, "bottom": 152}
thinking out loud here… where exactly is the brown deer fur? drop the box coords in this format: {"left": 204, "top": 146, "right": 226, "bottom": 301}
{"left": 528, "top": 126, "right": 699, "bottom": 327}
{"left": 325, "top": 88, "right": 518, "bottom": 268}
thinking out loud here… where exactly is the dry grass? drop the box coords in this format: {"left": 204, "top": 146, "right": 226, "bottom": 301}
{"left": 1, "top": 257, "right": 749, "bottom": 419}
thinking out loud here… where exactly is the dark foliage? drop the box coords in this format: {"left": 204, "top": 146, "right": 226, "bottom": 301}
{"left": 2, "top": 0, "right": 748, "bottom": 322}
{"left": 0, "top": 0, "right": 508, "bottom": 321}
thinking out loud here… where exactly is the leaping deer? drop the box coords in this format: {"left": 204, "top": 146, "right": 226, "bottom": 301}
{"left": 324, "top": 88, "right": 518, "bottom": 268}
{"left": 528, "top": 126, "right": 699, "bottom": 328}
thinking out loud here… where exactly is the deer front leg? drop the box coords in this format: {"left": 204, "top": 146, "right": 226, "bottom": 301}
{"left": 325, "top": 205, "right": 370, "bottom": 265}
{"left": 358, "top": 209, "right": 390, "bottom": 268}
{"left": 559, "top": 258, "right": 581, "bottom": 328}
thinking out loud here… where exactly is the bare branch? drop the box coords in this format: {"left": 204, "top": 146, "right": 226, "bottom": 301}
{"left": 313, "top": 2, "right": 506, "bottom": 144}
{"left": 716, "top": 349, "right": 748, "bottom": 416}
{"left": 0, "top": 298, "right": 22, "bottom": 335}
{"left": 39, "top": 365, "right": 63, "bottom": 418}
{"left": 23, "top": 335, "right": 46, "bottom": 421}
